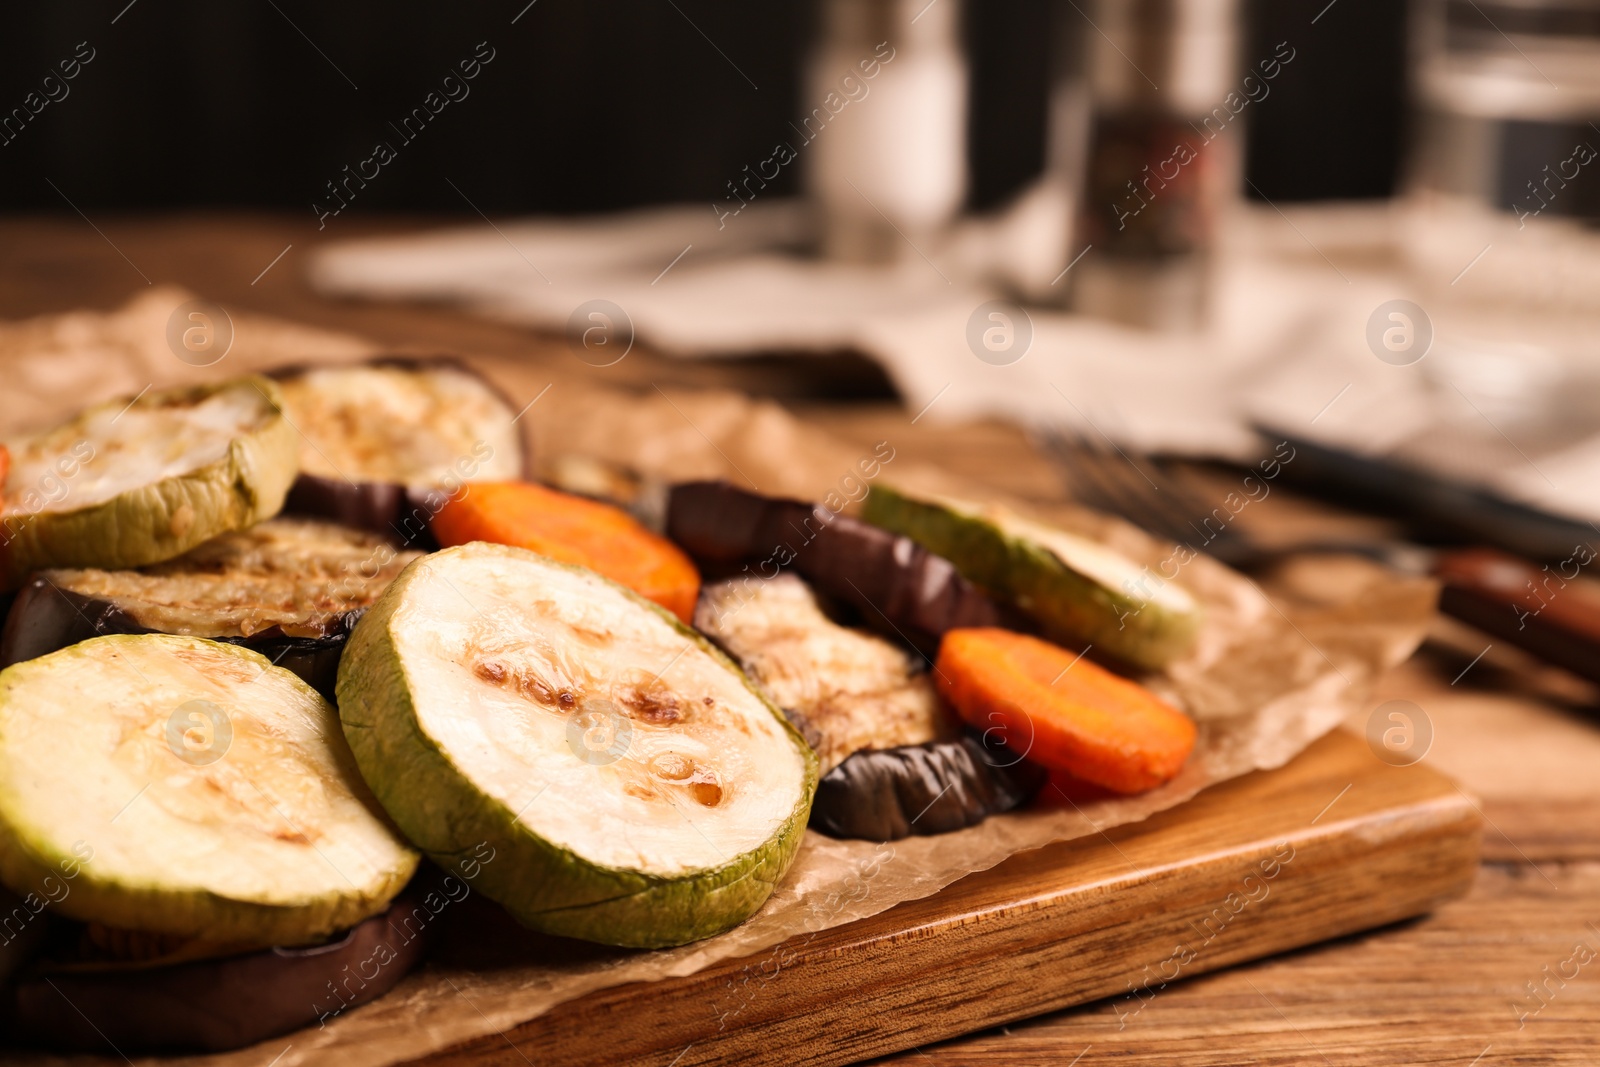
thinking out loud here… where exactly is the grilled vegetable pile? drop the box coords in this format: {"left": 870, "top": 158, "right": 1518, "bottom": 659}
{"left": 0, "top": 360, "right": 1209, "bottom": 1052}
{"left": 0, "top": 634, "right": 420, "bottom": 1051}
{"left": 666, "top": 480, "right": 1200, "bottom": 814}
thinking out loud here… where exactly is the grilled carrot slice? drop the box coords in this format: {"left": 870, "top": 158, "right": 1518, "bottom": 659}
{"left": 935, "top": 628, "right": 1196, "bottom": 794}
{"left": 431, "top": 481, "right": 700, "bottom": 622}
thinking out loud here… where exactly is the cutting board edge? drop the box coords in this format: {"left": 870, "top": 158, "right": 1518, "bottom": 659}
{"left": 410, "top": 742, "right": 1482, "bottom": 1067}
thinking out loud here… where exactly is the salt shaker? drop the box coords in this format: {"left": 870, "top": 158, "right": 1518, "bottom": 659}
{"left": 804, "top": 0, "right": 969, "bottom": 263}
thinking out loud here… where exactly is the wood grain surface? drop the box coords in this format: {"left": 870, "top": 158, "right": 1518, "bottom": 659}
{"left": 411, "top": 730, "right": 1478, "bottom": 1067}
{"left": 4, "top": 215, "right": 1597, "bottom": 1064}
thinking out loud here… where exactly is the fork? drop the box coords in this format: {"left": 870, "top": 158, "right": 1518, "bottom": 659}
{"left": 1030, "top": 424, "right": 1431, "bottom": 572}
{"left": 1032, "top": 423, "right": 1600, "bottom": 687}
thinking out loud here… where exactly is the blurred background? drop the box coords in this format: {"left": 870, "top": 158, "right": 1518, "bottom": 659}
{"left": 0, "top": 0, "right": 1402, "bottom": 213}
{"left": 3, "top": 0, "right": 1599, "bottom": 568}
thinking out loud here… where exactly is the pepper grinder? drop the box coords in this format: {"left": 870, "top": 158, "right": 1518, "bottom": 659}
{"left": 1063, "top": 0, "right": 1241, "bottom": 330}
{"left": 804, "top": 0, "right": 969, "bottom": 263}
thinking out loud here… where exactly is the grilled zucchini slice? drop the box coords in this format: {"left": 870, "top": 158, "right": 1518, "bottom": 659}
{"left": 335, "top": 542, "right": 816, "bottom": 949}
{"left": 862, "top": 485, "right": 1202, "bottom": 670}
{"left": 0, "top": 635, "right": 419, "bottom": 948}
{"left": 0, "top": 378, "right": 298, "bottom": 588}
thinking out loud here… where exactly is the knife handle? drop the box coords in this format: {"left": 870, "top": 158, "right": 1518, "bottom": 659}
{"left": 1433, "top": 547, "right": 1600, "bottom": 687}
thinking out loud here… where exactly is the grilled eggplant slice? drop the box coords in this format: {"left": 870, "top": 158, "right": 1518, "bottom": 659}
{"left": 812, "top": 736, "right": 1045, "bottom": 840}
{"left": 0, "top": 518, "right": 422, "bottom": 699}
{"left": 695, "top": 573, "right": 1042, "bottom": 840}
{"left": 335, "top": 542, "right": 816, "bottom": 949}
{"left": 695, "top": 573, "right": 957, "bottom": 774}
{"left": 273, "top": 358, "right": 527, "bottom": 544}
{"left": 0, "top": 378, "right": 298, "bottom": 589}
{"left": 667, "top": 480, "right": 1010, "bottom": 653}
{"left": 3, "top": 885, "right": 433, "bottom": 1053}
{"left": 862, "top": 485, "right": 1203, "bottom": 671}
{"left": 0, "top": 635, "right": 420, "bottom": 948}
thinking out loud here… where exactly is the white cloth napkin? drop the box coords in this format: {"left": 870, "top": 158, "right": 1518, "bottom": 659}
{"left": 308, "top": 195, "right": 1600, "bottom": 526}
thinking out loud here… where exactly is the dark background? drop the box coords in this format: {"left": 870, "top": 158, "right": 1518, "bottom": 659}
{"left": 0, "top": 0, "right": 1406, "bottom": 219}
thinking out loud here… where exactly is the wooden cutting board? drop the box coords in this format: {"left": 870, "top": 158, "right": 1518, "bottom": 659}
{"left": 410, "top": 728, "right": 1481, "bottom": 1067}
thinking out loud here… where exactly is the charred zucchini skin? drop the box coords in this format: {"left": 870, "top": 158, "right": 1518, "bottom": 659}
{"left": 0, "top": 576, "right": 355, "bottom": 700}
{"left": 810, "top": 735, "right": 1045, "bottom": 841}
{"left": 335, "top": 544, "right": 818, "bottom": 950}
{"left": 666, "top": 480, "right": 1011, "bottom": 653}
{"left": 1, "top": 378, "right": 298, "bottom": 589}
{"left": 861, "top": 486, "right": 1201, "bottom": 671}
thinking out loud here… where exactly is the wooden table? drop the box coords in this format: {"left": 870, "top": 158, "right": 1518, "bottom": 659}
{"left": 4, "top": 213, "right": 1597, "bottom": 1064}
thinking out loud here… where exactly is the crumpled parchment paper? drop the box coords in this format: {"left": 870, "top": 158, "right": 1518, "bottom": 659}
{"left": 0, "top": 292, "right": 1437, "bottom": 1067}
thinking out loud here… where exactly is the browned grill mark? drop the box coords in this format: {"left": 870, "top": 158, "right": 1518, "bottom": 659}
{"left": 650, "top": 752, "right": 694, "bottom": 781}
{"left": 616, "top": 677, "right": 684, "bottom": 725}
{"left": 688, "top": 773, "right": 723, "bottom": 807}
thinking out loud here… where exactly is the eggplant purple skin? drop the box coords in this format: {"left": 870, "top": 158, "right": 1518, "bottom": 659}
{"left": 667, "top": 481, "right": 1021, "bottom": 653}
{"left": 0, "top": 576, "right": 356, "bottom": 701}
{"left": 810, "top": 733, "right": 1046, "bottom": 841}
{"left": 1, "top": 883, "right": 435, "bottom": 1054}
{"left": 284, "top": 475, "right": 446, "bottom": 551}
{"left": 269, "top": 355, "right": 533, "bottom": 547}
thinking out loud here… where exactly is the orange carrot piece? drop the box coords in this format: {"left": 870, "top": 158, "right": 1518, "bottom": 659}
{"left": 936, "top": 628, "right": 1196, "bottom": 794}
{"left": 432, "top": 481, "right": 701, "bottom": 622}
